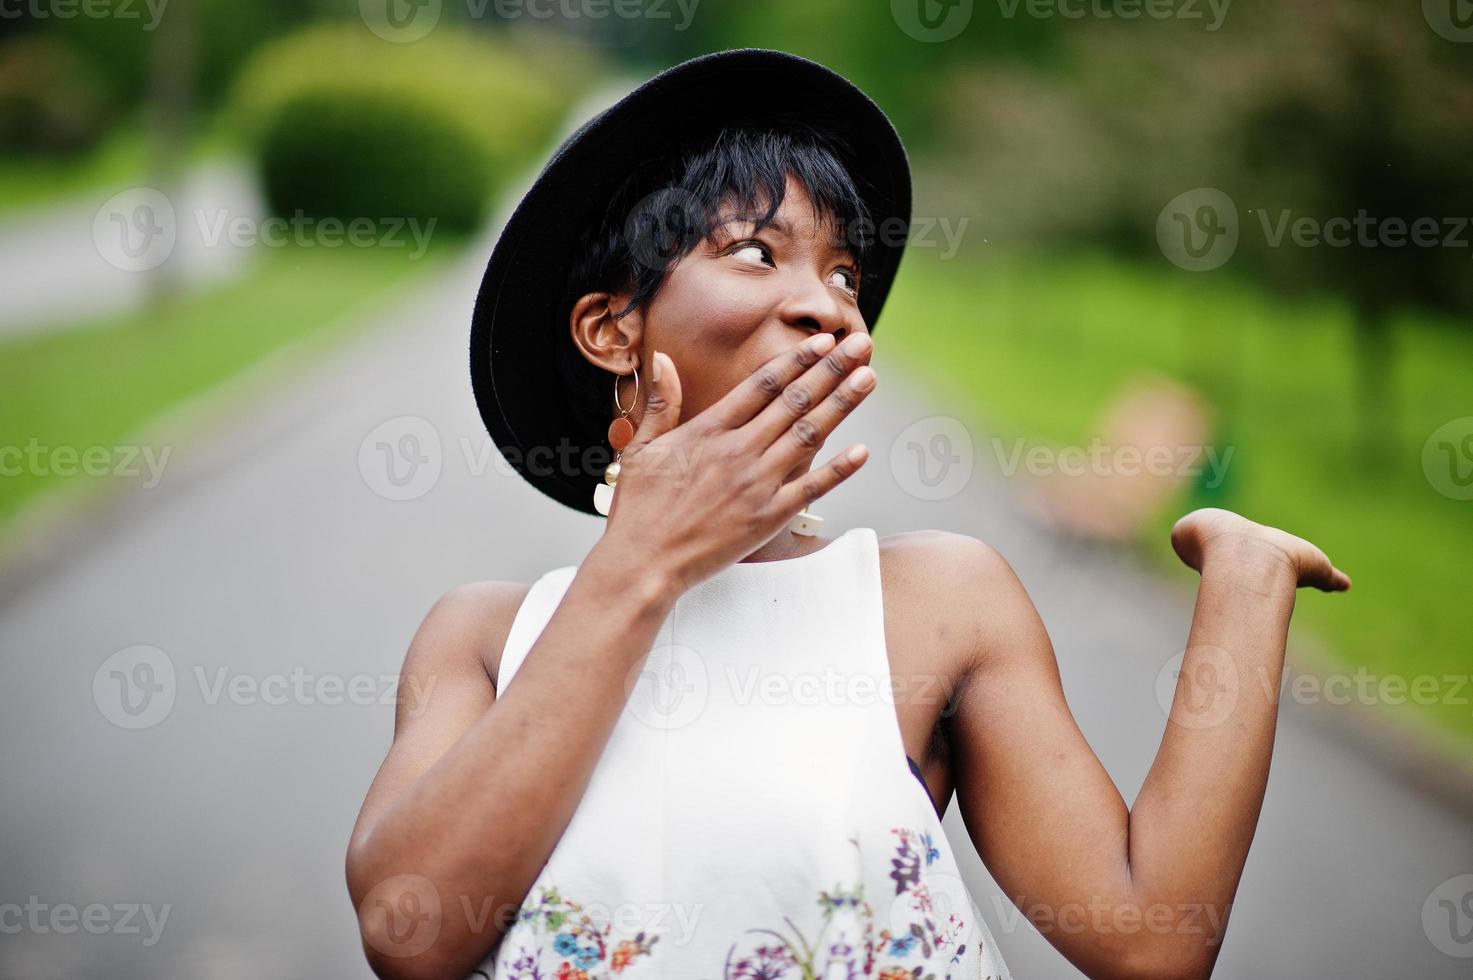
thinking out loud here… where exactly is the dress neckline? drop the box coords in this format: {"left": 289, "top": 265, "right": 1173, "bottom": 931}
{"left": 718, "top": 525, "right": 866, "bottom": 576}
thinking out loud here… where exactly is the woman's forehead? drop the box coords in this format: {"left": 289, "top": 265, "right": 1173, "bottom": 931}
{"left": 711, "top": 179, "right": 858, "bottom": 254}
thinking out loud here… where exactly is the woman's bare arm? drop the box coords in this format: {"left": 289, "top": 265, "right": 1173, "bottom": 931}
{"left": 945, "top": 508, "right": 1349, "bottom": 980}
{"left": 345, "top": 545, "right": 679, "bottom": 980}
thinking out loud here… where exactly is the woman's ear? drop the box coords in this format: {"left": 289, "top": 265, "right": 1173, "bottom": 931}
{"left": 569, "top": 291, "right": 644, "bottom": 374}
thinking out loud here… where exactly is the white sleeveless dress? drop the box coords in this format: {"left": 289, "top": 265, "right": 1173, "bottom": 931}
{"left": 471, "top": 525, "right": 1013, "bottom": 979}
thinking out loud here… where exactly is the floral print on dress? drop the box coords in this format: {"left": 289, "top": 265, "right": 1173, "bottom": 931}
{"left": 495, "top": 828, "right": 984, "bottom": 980}
{"left": 720, "top": 826, "right": 978, "bottom": 980}
{"left": 497, "top": 885, "right": 660, "bottom": 979}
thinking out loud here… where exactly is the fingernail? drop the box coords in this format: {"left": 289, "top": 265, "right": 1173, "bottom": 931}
{"left": 651, "top": 352, "right": 663, "bottom": 383}
{"left": 809, "top": 334, "right": 836, "bottom": 353}
{"left": 841, "top": 333, "right": 872, "bottom": 356}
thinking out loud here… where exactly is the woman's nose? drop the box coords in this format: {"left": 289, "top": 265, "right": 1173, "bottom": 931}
{"left": 778, "top": 276, "right": 856, "bottom": 341}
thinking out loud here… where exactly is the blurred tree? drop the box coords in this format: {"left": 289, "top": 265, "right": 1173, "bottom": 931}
{"left": 1231, "top": 0, "right": 1473, "bottom": 469}
{"left": 644, "top": 0, "right": 1065, "bottom": 149}
{"left": 53, "top": 0, "right": 314, "bottom": 109}
{"left": 919, "top": 0, "right": 1473, "bottom": 470}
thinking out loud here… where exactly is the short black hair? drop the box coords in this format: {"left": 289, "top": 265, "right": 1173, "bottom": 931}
{"left": 556, "top": 118, "right": 873, "bottom": 442}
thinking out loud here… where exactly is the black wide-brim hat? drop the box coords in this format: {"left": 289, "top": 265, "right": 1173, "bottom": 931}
{"left": 469, "top": 48, "right": 912, "bottom": 517}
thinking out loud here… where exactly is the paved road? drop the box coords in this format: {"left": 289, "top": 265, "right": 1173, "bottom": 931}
{"left": 0, "top": 160, "right": 262, "bottom": 337}
{"left": 1, "top": 90, "right": 1470, "bottom": 980}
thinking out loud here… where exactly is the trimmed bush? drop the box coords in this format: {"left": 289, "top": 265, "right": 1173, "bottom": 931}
{"left": 232, "top": 23, "right": 592, "bottom": 232}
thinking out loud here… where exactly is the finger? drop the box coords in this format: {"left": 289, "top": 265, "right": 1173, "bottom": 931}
{"left": 704, "top": 332, "right": 838, "bottom": 430}
{"left": 1304, "top": 549, "right": 1351, "bottom": 593}
{"left": 761, "top": 361, "right": 876, "bottom": 476}
{"left": 623, "top": 351, "right": 682, "bottom": 456}
{"left": 772, "top": 442, "right": 869, "bottom": 515}
{"left": 746, "top": 332, "right": 873, "bottom": 451}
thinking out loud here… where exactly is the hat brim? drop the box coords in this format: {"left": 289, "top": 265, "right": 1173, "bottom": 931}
{"left": 469, "top": 48, "right": 912, "bottom": 517}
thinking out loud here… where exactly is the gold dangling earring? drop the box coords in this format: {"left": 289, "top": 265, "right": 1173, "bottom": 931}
{"left": 593, "top": 361, "right": 638, "bottom": 517}
{"left": 789, "top": 503, "right": 823, "bottom": 536}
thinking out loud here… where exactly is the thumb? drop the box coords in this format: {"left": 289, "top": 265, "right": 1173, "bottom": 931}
{"left": 626, "top": 351, "right": 681, "bottom": 453}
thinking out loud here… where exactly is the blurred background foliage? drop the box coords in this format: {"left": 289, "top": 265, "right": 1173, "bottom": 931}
{"left": 0, "top": 0, "right": 1469, "bottom": 745}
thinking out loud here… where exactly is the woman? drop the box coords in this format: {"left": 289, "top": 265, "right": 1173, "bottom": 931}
{"left": 345, "top": 50, "right": 1350, "bottom": 980}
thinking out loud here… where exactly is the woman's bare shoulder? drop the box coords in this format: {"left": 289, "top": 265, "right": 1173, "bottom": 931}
{"left": 416, "top": 580, "right": 535, "bottom": 691}
{"left": 876, "top": 529, "right": 1041, "bottom": 670}
{"left": 876, "top": 528, "right": 1017, "bottom": 586}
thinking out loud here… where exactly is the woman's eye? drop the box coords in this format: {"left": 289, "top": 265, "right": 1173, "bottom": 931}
{"left": 731, "top": 242, "right": 771, "bottom": 265}
{"left": 830, "top": 269, "right": 859, "bottom": 293}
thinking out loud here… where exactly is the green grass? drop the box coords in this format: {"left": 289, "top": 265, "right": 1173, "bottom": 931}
{"left": 0, "top": 242, "right": 451, "bottom": 531}
{"left": 0, "top": 117, "right": 235, "bottom": 216}
{"left": 883, "top": 248, "right": 1473, "bottom": 745}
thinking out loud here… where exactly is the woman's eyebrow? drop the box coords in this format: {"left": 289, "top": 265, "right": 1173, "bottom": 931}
{"left": 760, "top": 216, "right": 858, "bottom": 257}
